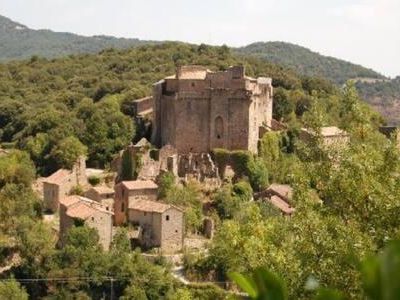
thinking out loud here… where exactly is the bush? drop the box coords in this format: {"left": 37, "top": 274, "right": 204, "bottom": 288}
{"left": 70, "top": 185, "right": 84, "bottom": 196}
{"left": 88, "top": 175, "right": 100, "bottom": 186}
{"left": 158, "top": 172, "right": 175, "bottom": 199}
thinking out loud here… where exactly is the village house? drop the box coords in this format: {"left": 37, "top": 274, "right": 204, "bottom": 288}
{"left": 59, "top": 195, "right": 113, "bottom": 250}
{"left": 151, "top": 65, "right": 273, "bottom": 154}
{"left": 42, "top": 156, "right": 87, "bottom": 212}
{"left": 128, "top": 199, "right": 184, "bottom": 253}
{"left": 258, "top": 183, "right": 295, "bottom": 216}
{"left": 299, "top": 126, "right": 349, "bottom": 148}
{"left": 84, "top": 186, "right": 115, "bottom": 212}
{"left": 114, "top": 180, "right": 158, "bottom": 225}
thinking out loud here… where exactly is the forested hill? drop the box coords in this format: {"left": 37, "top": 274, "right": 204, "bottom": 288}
{"left": 235, "top": 41, "right": 386, "bottom": 84}
{"left": 0, "top": 15, "right": 155, "bottom": 61}
{"left": 356, "top": 77, "right": 400, "bottom": 125}
{"left": 0, "top": 42, "right": 382, "bottom": 176}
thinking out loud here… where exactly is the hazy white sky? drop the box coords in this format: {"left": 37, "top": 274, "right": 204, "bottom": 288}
{"left": 1, "top": 0, "right": 399, "bottom": 77}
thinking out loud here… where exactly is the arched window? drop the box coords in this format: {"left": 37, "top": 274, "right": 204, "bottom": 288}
{"left": 215, "top": 116, "right": 224, "bottom": 139}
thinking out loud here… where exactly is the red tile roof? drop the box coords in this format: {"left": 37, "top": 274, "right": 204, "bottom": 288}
{"left": 66, "top": 202, "right": 96, "bottom": 219}
{"left": 43, "top": 169, "right": 71, "bottom": 185}
{"left": 267, "top": 184, "right": 293, "bottom": 201}
{"left": 64, "top": 196, "right": 113, "bottom": 220}
{"left": 90, "top": 186, "right": 115, "bottom": 195}
{"left": 60, "top": 195, "right": 81, "bottom": 207}
{"left": 129, "top": 199, "right": 181, "bottom": 213}
{"left": 269, "top": 195, "right": 295, "bottom": 215}
{"left": 121, "top": 180, "right": 158, "bottom": 190}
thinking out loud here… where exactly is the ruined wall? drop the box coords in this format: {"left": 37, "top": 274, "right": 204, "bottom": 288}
{"left": 72, "top": 156, "right": 87, "bottom": 186}
{"left": 128, "top": 210, "right": 162, "bottom": 248}
{"left": 177, "top": 153, "right": 219, "bottom": 181}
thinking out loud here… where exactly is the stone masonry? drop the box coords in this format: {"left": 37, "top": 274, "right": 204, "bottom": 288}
{"left": 151, "top": 65, "right": 273, "bottom": 154}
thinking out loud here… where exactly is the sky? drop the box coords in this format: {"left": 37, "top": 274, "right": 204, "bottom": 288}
{"left": 1, "top": 0, "right": 399, "bottom": 77}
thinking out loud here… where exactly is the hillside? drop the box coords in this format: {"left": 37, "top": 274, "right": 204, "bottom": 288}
{"left": 2, "top": 42, "right": 382, "bottom": 175}
{"left": 2, "top": 14, "right": 396, "bottom": 125}
{"left": 0, "top": 15, "right": 155, "bottom": 61}
{"left": 356, "top": 77, "right": 400, "bottom": 125}
{"left": 235, "top": 41, "right": 385, "bottom": 84}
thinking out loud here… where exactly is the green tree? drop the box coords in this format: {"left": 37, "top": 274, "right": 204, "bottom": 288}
{"left": 50, "top": 136, "right": 87, "bottom": 169}
{"left": 0, "top": 279, "right": 29, "bottom": 300}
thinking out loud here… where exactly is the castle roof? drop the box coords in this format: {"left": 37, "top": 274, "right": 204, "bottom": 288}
{"left": 176, "top": 65, "right": 209, "bottom": 79}
{"left": 121, "top": 180, "right": 158, "bottom": 190}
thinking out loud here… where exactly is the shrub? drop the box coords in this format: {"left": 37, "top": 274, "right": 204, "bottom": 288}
{"left": 88, "top": 175, "right": 100, "bottom": 186}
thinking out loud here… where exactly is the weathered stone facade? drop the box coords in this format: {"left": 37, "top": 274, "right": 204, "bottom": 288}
{"left": 59, "top": 195, "right": 113, "bottom": 250}
{"left": 84, "top": 186, "right": 115, "bottom": 211}
{"left": 43, "top": 156, "right": 87, "bottom": 212}
{"left": 114, "top": 180, "right": 158, "bottom": 225}
{"left": 128, "top": 200, "right": 184, "bottom": 253}
{"left": 151, "top": 65, "right": 273, "bottom": 154}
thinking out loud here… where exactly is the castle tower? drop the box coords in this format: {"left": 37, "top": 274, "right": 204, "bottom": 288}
{"left": 151, "top": 65, "right": 273, "bottom": 154}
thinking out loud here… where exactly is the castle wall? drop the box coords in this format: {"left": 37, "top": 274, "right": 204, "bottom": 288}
{"left": 151, "top": 66, "right": 273, "bottom": 154}
{"left": 175, "top": 96, "right": 210, "bottom": 153}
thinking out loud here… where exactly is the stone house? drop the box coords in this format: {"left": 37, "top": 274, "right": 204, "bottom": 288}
{"left": 114, "top": 180, "right": 158, "bottom": 225}
{"left": 258, "top": 183, "right": 295, "bottom": 216}
{"left": 84, "top": 186, "right": 115, "bottom": 212}
{"left": 299, "top": 126, "right": 349, "bottom": 148}
{"left": 42, "top": 156, "right": 87, "bottom": 212}
{"left": 151, "top": 65, "right": 273, "bottom": 154}
{"left": 59, "top": 195, "right": 113, "bottom": 250}
{"left": 128, "top": 199, "right": 184, "bottom": 253}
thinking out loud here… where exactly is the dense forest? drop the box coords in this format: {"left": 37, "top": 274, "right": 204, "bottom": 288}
{"left": 2, "top": 42, "right": 371, "bottom": 175}
{"left": 235, "top": 42, "right": 385, "bottom": 84}
{"left": 3, "top": 14, "right": 400, "bottom": 127}
{"left": 1, "top": 42, "right": 400, "bottom": 299}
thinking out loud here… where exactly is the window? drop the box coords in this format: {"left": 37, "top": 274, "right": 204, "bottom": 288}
{"left": 144, "top": 212, "right": 147, "bottom": 216}
{"left": 91, "top": 217, "right": 94, "bottom": 221}
{"left": 166, "top": 215, "right": 170, "bottom": 221}
{"left": 175, "top": 230, "right": 178, "bottom": 233}
{"left": 121, "top": 202, "right": 125, "bottom": 212}
{"left": 191, "top": 82, "right": 195, "bottom": 87}
{"left": 215, "top": 116, "right": 224, "bottom": 139}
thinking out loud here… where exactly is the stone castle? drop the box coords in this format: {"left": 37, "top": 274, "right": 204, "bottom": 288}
{"left": 151, "top": 65, "right": 273, "bottom": 154}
